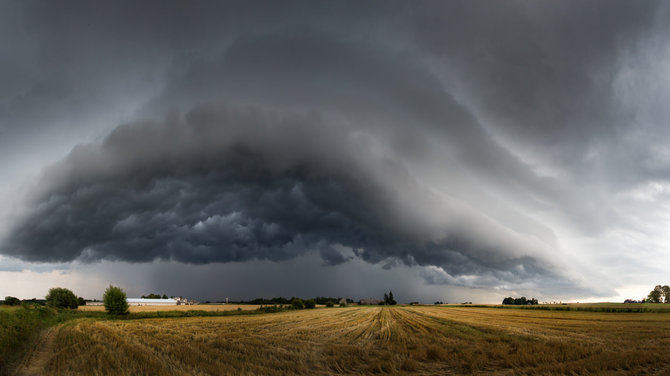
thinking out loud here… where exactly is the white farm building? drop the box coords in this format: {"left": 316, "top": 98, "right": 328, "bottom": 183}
{"left": 126, "top": 298, "right": 177, "bottom": 306}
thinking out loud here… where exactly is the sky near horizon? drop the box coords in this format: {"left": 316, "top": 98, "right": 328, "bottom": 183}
{"left": 1, "top": 1, "right": 669, "bottom": 303}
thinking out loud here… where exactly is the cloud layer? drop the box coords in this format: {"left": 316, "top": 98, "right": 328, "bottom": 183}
{"left": 5, "top": 100, "right": 563, "bottom": 289}
{"left": 2, "top": 1, "right": 670, "bottom": 299}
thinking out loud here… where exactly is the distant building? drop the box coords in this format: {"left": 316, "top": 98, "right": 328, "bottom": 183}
{"left": 126, "top": 298, "right": 177, "bottom": 306}
{"left": 174, "top": 296, "right": 199, "bottom": 305}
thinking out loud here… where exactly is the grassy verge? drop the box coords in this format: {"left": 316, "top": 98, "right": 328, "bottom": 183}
{"left": 0, "top": 305, "right": 68, "bottom": 374}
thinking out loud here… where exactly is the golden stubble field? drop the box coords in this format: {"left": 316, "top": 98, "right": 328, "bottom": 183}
{"left": 78, "top": 304, "right": 263, "bottom": 312}
{"left": 27, "top": 306, "right": 670, "bottom": 375}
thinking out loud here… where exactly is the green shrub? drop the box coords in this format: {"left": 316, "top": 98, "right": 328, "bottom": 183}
{"left": 103, "top": 285, "right": 129, "bottom": 315}
{"left": 304, "top": 299, "right": 316, "bottom": 309}
{"left": 77, "top": 297, "right": 86, "bottom": 306}
{"left": 258, "top": 305, "right": 286, "bottom": 313}
{"left": 45, "top": 287, "right": 79, "bottom": 309}
{"left": 291, "top": 298, "right": 305, "bottom": 310}
{"left": 325, "top": 301, "right": 335, "bottom": 307}
{"left": 3, "top": 296, "right": 20, "bottom": 306}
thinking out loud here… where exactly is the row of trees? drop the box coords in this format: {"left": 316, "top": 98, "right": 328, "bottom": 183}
{"left": 6, "top": 287, "right": 401, "bottom": 313}
{"left": 230, "top": 296, "right": 354, "bottom": 305}
{"left": 270, "top": 298, "right": 347, "bottom": 309}
{"left": 646, "top": 285, "right": 670, "bottom": 303}
{"left": 141, "top": 293, "right": 169, "bottom": 299}
{"left": 3, "top": 293, "right": 87, "bottom": 307}
{"left": 502, "top": 297, "right": 539, "bottom": 305}
{"left": 3, "top": 286, "right": 129, "bottom": 315}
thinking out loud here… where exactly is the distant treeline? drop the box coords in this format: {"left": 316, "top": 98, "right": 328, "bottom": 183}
{"left": 491, "top": 305, "right": 670, "bottom": 313}
{"left": 224, "top": 297, "right": 354, "bottom": 305}
{"left": 141, "top": 293, "right": 169, "bottom": 299}
{"left": 1, "top": 297, "right": 47, "bottom": 306}
{"left": 502, "top": 297, "right": 539, "bottom": 305}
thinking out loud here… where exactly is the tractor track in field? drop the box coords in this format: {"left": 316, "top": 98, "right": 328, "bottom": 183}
{"left": 12, "top": 326, "right": 58, "bottom": 376}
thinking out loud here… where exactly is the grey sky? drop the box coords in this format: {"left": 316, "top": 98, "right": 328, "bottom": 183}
{"left": 1, "top": 1, "right": 669, "bottom": 303}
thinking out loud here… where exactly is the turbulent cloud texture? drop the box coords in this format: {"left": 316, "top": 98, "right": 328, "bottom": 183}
{"left": 5, "top": 101, "right": 561, "bottom": 288}
{"left": 2, "top": 1, "right": 670, "bottom": 299}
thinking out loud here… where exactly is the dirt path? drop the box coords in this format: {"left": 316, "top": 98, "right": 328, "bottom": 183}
{"left": 12, "top": 326, "right": 58, "bottom": 376}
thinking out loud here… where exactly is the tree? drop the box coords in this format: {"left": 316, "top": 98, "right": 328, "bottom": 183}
{"left": 513, "top": 297, "right": 526, "bottom": 305}
{"left": 325, "top": 301, "right": 335, "bottom": 307}
{"left": 382, "top": 291, "right": 397, "bottom": 305}
{"left": 291, "top": 298, "right": 305, "bottom": 310}
{"left": 78, "top": 297, "right": 86, "bottom": 306}
{"left": 45, "top": 287, "right": 79, "bottom": 309}
{"left": 662, "top": 285, "right": 670, "bottom": 303}
{"left": 304, "top": 299, "right": 316, "bottom": 309}
{"left": 503, "top": 296, "right": 538, "bottom": 305}
{"left": 3, "top": 296, "right": 21, "bottom": 306}
{"left": 103, "top": 285, "right": 129, "bottom": 315}
{"left": 647, "top": 285, "right": 663, "bottom": 303}
{"left": 162, "top": 294, "right": 168, "bottom": 299}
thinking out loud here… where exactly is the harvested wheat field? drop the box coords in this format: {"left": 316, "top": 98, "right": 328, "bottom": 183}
{"left": 78, "top": 304, "right": 262, "bottom": 312}
{"left": 27, "top": 306, "right": 670, "bottom": 375}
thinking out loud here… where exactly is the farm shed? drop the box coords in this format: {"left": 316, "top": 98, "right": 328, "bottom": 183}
{"left": 126, "top": 298, "right": 178, "bottom": 306}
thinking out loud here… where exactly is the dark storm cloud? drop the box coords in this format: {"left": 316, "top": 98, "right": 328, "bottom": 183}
{"left": 403, "top": 1, "right": 654, "bottom": 141}
{"left": 2, "top": 1, "right": 669, "bottom": 296}
{"left": 4, "top": 103, "right": 560, "bottom": 289}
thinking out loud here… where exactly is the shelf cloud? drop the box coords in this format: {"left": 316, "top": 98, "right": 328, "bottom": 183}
{"left": 1, "top": 1, "right": 669, "bottom": 300}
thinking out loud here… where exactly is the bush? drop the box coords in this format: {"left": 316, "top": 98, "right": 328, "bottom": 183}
{"left": 45, "top": 287, "right": 79, "bottom": 309}
{"left": 325, "top": 301, "right": 335, "bottom": 307}
{"left": 103, "top": 285, "right": 129, "bottom": 315}
{"left": 77, "top": 297, "right": 86, "bottom": 306}
{"left": 258, "top": 305, "right": 285, "bottom": 313}
{"left": 3, "top": 296, "right": 21, "bottom": 306}
{"left": 291, "top": 298, "right": 305, "bottom": 310}
{"left": 304, "top": 299, "right": 316, "bottom": 309}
